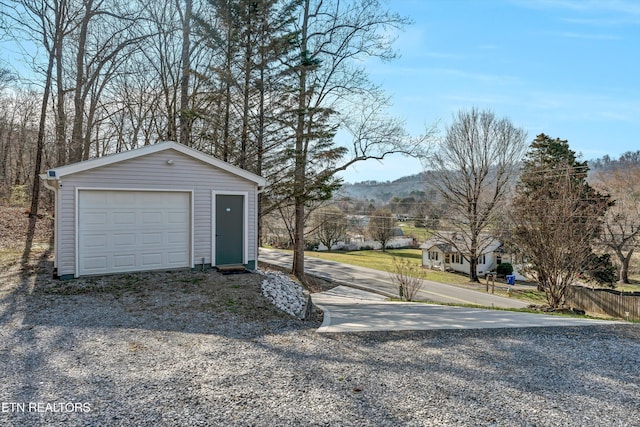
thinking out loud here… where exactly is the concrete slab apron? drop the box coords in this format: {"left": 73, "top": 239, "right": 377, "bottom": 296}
{"left": 312, "top": 286, "right": 622, "bottom": 333}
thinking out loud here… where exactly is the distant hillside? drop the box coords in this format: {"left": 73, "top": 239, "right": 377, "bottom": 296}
{"left": 338, "top": 173, "right": 430, "bottom": 202}
{"left": 337, "top": 150, "right": 640, "bottom": 203}
{"left": 589, "top": 150, "right": 640, "bottom": 171}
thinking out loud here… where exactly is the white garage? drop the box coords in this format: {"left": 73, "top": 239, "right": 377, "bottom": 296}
{"left": 41, "top": 141, "right": 266, "bottom": 279}
{"left": 77, "top": 190, "right": 192, "bottom": 276}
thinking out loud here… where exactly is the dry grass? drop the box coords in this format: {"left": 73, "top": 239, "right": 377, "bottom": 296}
{"left": 0, "top": 205, "right": 320, "bottom": 324}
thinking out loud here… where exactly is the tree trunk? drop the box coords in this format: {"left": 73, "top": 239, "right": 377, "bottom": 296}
{"left": 291, "top": 0, "right": 310, "bottom": 282}
{"left": 469, "top": 257, "right": 479, "bottom": 282}
{"left": 30, "top": 39, "right": 56, "bottom": 216}
{"left": 69, "top": 0, "right": 93, "bottom": 163}
{"left": 54, "top": 5, "right": 66, "bottom": 166}
{"left": 239, "top": 22, "right": 251, "bottom": 169}
{"left": 222, "top": 26, "right": 232, "bottom": 162}
{"left": 256, "top": 61, "right": 264, "bottom": 246}
{"left": 469, "top": 237, "right": 480, "bottom": 282}
{"left": 179, "top": 0, "right": 192, "bottom": 147}
{"left": 616, "top": 248, "right": 633, "bottom": 284}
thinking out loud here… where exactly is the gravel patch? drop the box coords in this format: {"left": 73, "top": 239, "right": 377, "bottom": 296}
{"left": 1, "top": 253, "right": 639, "bottom": 426}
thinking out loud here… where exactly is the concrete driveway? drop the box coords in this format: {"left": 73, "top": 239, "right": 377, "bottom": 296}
{"left": 312, "top": 286, "right": 622, "bottom": 333}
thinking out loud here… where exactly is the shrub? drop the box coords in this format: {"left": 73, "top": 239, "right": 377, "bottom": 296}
{"left": 584, "top": 253, "right": 617, "bottom": 288}
{"left": 305, "top": 241, "right": 320, "bottom": 251}
{"left": 389, "top": 257, "right": 424, "bottom": 301}
{"left": 10, "top": 185, "right": 28, "bottom": 207}
{"left": 496, "top": 262, "right": 513, "bottom": 277}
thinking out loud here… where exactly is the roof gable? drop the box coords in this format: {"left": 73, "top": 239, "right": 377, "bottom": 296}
{"left": 41, "top": 141, "right": 266, "bottom": 187}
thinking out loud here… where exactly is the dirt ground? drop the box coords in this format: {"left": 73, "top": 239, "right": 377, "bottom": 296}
{"left": 0, "top": 207, "right": 53, "bottom": 249}
{"left": 0, "top": 205, "right": 321, "bottom": 324}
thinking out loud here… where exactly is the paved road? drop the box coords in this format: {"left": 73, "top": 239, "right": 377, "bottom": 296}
{"left": 311, "top": 286, "right": 622, "bottom": 332}
{"left": 259, "top": 248, "right": 528, "bottom": 309}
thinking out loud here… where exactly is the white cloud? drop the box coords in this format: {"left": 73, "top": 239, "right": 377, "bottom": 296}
{"left": 512, "top": 0, "right": 640, "bottom": 15}
{"left": 556, "top": 31, "right": 621, "bottom": 40}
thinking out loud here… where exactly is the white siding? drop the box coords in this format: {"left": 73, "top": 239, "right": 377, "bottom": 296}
{"left": 56, "top": 149, "right": 259, "bottom": 277}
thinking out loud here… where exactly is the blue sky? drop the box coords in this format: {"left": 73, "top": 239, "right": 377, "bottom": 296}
{"left": 339, "top": 0, "right": 640, "bottom": 183}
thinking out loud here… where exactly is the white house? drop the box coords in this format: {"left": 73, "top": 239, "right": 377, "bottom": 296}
{"left": 40, "top": 141, "right": 266, "bottom": 279}
{"left": 420, "top": 234, "right": 525, "bottom": 280}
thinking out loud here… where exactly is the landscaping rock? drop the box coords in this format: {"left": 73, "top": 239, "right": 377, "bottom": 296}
{"left": 259, "top": 270, "right": 310, "bottom": 319}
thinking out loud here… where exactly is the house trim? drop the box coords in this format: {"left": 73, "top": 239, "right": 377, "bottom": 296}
{"left": 42, "top": 141, "right": 266, "bottom": 188}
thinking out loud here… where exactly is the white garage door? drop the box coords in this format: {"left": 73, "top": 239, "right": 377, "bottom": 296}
{"left": 78, "top": 190, "right": 191, "bottom": 276}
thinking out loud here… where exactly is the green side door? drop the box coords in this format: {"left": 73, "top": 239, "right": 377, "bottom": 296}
{"left": 215, "top": 194, "right": 244, "bottom": 266}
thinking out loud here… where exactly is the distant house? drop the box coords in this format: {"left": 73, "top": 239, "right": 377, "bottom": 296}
{"left": 395, "top": 213, "right": 410, "bottom": 222}
{"left": 420, "top": 233, "right": 525, "bottom": 280}
{"left": 347, "top": 215, "right": 370, "bottom": 228}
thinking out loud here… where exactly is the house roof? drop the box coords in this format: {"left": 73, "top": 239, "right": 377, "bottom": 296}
{"left": 421, "top": 242, "right": 454, "bottom": 253}
{"left": 420, "top": 233, "right": 502, "bottom": 254}
{"left": 40, "top": 141, "right": 267, "bottom": 187}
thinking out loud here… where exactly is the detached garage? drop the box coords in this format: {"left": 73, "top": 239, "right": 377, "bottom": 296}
{"left": 41, "top": 141, "right": 266, "bottom": 279}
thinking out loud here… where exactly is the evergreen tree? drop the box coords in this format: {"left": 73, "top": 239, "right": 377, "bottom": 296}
{"left": 511, "top": 134, "right": 611, "bottom": 308}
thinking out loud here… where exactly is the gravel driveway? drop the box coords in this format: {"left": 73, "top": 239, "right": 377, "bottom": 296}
{"left": 2, "top": 255, "right": 639, "bottom": 426}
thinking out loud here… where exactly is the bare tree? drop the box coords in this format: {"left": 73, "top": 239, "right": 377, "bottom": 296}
{"left": 512, "top": 166, "right": 610, "bottom": 307}
{"left": 425, "top": 108, "right": 527, "bottom": 282}
{"left": 0, "top": 0, "right": 65, "bottom": 215}
{"left": 367, "top": 209, "right": 395, "bottom": 251}
{"left": 287, "top": 0, "right": 420, "bottom": 281}
{"left": 0, "top": 89, "right": 40, "bottom": 197}
{"left": 177, "top": 0, "right": 193, "bottom": 146}
{"left": 0, "top": 67, "right": 15, "bottom": 92}
{"left": 312, "top": 205, "right": 347, "bottom": 251}
{"left": 69, "top": 0, "right": 148, "bottom": 162}
{"left": 592, "top": 166, "right": 640, "bottom": 284}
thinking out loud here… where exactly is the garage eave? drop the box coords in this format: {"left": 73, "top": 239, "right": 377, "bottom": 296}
{"left": 43, "top": 141, "right": 267, "bottom": 187}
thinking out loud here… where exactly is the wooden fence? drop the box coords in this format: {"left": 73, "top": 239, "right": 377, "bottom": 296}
{"left": 566, "top": 285, "right": 640, "bottom": 321}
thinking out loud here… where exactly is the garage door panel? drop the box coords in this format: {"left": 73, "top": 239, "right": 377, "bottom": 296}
{"left": 78, "top": 191, "right": 191, "bottom": 276}
{"left": 114, "top": 254, "right": 136, "bottom": 268}
{"left": 113, "top": 192, "right": 136, "bottom": 205}
{"left": 141, "top": 232, "right": 162, "bottom": 245}
{"left": 139, "top": 193, "right": 166, "bottom": 206}
{"left": 168, "top": 231, "right": 188, "bottom": 244}
{"left": 114, "top": 212, "right": 136, "bottom": 225}
{"left": 81, "top": 234, "right": 108, "bottom": 249}
{"left": 141, "top": 253, "right": 163, "bottom": 267}
{"left": 113, "top": 233, "right": 135, "bottom": 247}
{"left": 82, "top": 213, "right": 108, "bottom": 226}
{"left": 168, "top": 251, "right": 188, "bottom": 264}
{"left": 82, "top": 191, "right": 108, "bottom": 206}
{"left": 142, "top": 212, "right": 163, "bottom": 224}
{"left": 168, "top": 211, "right": 189, "bottom": 224}
{"left": 83, "top": 256, "right": 108, "bottom": 271}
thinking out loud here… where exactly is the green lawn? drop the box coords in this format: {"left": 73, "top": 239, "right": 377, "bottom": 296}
{"left": 605, "top": 273, "right": 640, "bottom": 292}
{"left": 303, "top": 248, "right": 549, "bottom": 303}
{"left": 396, "top": 223, "right": 431, "bottom": 241}
{"left": 305, "top": 249, "right": 471, "bottom": 285}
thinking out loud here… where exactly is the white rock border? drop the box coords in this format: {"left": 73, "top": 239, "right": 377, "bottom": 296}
{"left": 258, "top": 269, "right": 311, "bottom": 319}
